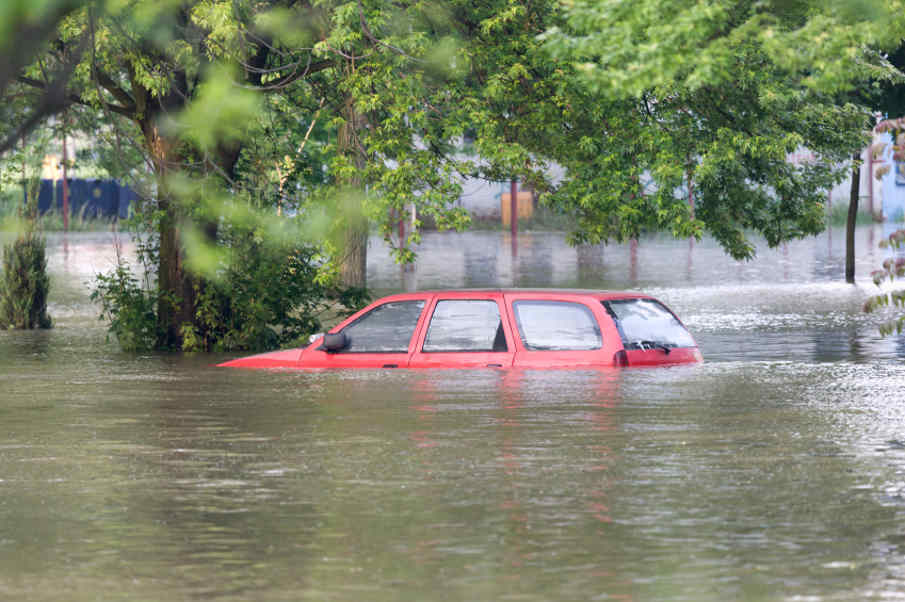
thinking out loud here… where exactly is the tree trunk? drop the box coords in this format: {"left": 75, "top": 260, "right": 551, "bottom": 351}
{"left": 337, "top": 91, "right": 368, "bottom": 289}
{"left": 845, "top": 152, "right": 860, "bottom": 284}
{"left": 340, "top": 221, "right": 368, "bottom": 288}
{"left": 143, "top": 121, "right": 197, "bottom": 348}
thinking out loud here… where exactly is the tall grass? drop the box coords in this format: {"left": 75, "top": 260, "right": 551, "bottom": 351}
{"left": 37, "top": 204, "right": 119, "bottom": 232}
{"left": 826, "top": 201, "right": 877, "bottom": 227}
{"left": 0, "top": 188, "right": 118, "bottom": 231}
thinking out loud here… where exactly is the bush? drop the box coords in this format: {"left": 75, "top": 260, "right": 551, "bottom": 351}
{"left": 180, "top": 239, "right": 369, "bottom": 352}
{"left": 92, "top": 234, "right": 368, "bottom": 352}
{"left": 91, "top": 263, "right": 160, "bottom": 350}
{"left": 0, "top": 231, "right": 52, "bottom": 329}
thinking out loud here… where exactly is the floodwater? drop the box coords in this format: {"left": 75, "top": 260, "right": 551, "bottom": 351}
{"left": 2, "top": 226, "right": 905, "bottom": 601}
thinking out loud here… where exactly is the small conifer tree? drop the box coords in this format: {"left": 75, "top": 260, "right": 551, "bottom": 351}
{"left": 0, "top": 230, "right": 52, "bottom": 329}
{"left": 0, "top": 158, "right": 52, "bottom": 330}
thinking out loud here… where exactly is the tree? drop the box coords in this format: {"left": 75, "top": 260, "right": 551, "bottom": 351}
{"left": 12, "top": 0, "right": 483, "bottom": 349}
{"left": 0, "top": 123, "right": 53, "bottom": 330}
{"left": 11, "top": 0, "right": 905, "bottom": 350}
{"left": 538, "top": 0, "right": 903, "bottom": 259}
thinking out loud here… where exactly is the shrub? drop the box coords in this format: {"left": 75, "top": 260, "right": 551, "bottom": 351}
{"left": 92, "top": 234, "right": 368, "bottom": 352}
{"left": 91, "top": 263, "right": 160, "bottom": 350}
{"left": 0, "top": 231, "right": 52, "bottom": 329}
{"left": 865, "top": 228, "right": 905, "bottom": 335}
{"left": 181, "top": 241, "right": 368, "bottom": 352}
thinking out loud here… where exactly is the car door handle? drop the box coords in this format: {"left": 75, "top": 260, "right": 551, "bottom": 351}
{"left": 383, "top": 364, "right": 398, "bottom": 368}
{"left": 486, "top": 363, "right": 503, "bottom": 368}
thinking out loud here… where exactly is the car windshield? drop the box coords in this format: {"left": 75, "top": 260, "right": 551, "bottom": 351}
{"left": 603, "top": 299, "right": 695, "bottom": 349}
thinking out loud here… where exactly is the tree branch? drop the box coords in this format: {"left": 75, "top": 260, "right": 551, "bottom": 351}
{"left": 245, "top": 57, "right": 334, "bottom": 91}
{"left": 93, "top": 67, "right": 137, "bottom": 113}
{"left": 0, "top": 32, "right": 90, "bottom": 155}
{"left": 357, "top": 0, "right": 421, "bottom": 61}
{"left": 0, "top": 0, "right": 86, "bottom": 101}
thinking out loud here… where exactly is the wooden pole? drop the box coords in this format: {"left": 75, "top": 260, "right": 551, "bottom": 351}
{"left": 510, "top": 179, "right": 518, "bottom": 236}
{"left": 510, "top": 178, "right": 518, "bottom": 256}
{"left": 845, "top": 152, "right": 860, "bottom": 284}
{"left": 61, "top": 123, "right": 69, "bottom": 232}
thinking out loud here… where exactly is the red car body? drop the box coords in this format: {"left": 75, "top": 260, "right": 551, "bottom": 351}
{"left": 218, "top": 289, "right": 702, "bottom": 370}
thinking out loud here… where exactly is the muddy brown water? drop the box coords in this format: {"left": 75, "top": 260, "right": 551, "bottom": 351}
{"left": 1, "top": 226, "right": 904, "bottom": 601}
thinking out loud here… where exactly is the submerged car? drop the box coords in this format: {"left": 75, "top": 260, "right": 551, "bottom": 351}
{"left": 218, "top": 289, "right": 701, "bottom": 370}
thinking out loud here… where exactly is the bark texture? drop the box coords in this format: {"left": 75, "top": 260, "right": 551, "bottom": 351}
{"left": 846, "top": 152, "right": 860, "bottom": 284}
{"left": 337, "top": 90, "right": 368, "bottom": 289}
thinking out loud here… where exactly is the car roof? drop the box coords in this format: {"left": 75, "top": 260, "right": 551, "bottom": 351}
{"left": 373, "top": 289, "right": 653, "bottom": 301}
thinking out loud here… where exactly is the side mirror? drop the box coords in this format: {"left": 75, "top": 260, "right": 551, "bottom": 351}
{"left": 322, "top": 332, "right": 349, "bottom": 352}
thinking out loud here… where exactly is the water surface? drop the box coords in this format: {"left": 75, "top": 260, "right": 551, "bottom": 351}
{"left": 2, "top": 226, "right": 905, "bottom": 601}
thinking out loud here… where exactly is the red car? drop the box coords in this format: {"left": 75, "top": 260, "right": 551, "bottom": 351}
{"left": 218, "top": 289, "right": 701, "bottom": 370}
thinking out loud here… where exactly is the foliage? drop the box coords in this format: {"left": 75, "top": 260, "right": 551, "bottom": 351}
{"left": 530, "top": 0, "right": 894, "bottom": 259}
{"left": 0, "top": 120, "right": 54, "bottom": 330}
{"left": 0, "top": 229, "right": 52, "bottom": 329}
{"left": 15, "top": 0, "right": 487, "bottom": 348}
{"left": 0, "top": 188, "right": 17, "bottom": 221}
{"left": 177, "top": 231, "right": 369, "bottom": 353}
{"left": 865, "top": 118, "right": 905, "bottom": 335}
{"left": 0, "top": 0, "right": 88, "bottom": 154}
{"left": 91, "top": 262, "right": 159, "bottom": 350}
{"left": 92, "top": 221, "right": 369, "bottom": 352}
{"left": 543, "top": 0, "right": 905, "bottom": 98}
{"left": 9, "top": 0, "right": 905, "bottom": 350}
{"left": 865, "top": 229, "right": 905, "bottom": 335}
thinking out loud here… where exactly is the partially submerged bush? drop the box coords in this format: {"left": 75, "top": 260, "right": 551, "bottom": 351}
{"left": 0, "top": 231, "right": 52, "bottom": 329}
{"left": 178, "top": 241, "right": 369, "bottom": 352}
{"left": 91, "top": 263, "right": 159, "bottom": 350}
{"left": 92, "top": 234, "right": 368, "bottom": 352}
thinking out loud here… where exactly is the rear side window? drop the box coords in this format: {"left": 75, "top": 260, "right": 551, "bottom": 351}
{"left": 512, "top": 301, "right": 602, "bottom": 351}
{"left": 338, "top": 301, "right": 425, "bottom": 352}
{"left": 603, "top": 298, "right": 695, "bottom": 349}
{"left": 423, "top": 300, "right": 507, "bottom": 352}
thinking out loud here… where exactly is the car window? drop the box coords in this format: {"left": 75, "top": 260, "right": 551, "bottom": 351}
{"left": 338, "top": 300, "right": 425, "bottom": 353}
{"left": 423, "top": 300, "right": 507, "bottom": 352}
{"left": 603, "top": 299, "right": 695, "bottom": 349}
{"left": 512, "top": 301, "right": 602, "bottom": 351}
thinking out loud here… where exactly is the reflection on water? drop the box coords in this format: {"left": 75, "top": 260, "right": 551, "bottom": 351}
{"left": 2, "top": 226, "right": 905, "bottom": 600}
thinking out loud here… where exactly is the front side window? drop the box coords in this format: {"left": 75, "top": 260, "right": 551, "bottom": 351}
{"left": 603, "top": 298, "right": 695, "bottom": 349}
{"left": 512, "top": 301, "right": 602, "bottom": 351}
{"left": 337, "top": 301, "right": 425, "bottom": 353}
{"left": 423, "top": 300, "right": 507, "bottom": 352}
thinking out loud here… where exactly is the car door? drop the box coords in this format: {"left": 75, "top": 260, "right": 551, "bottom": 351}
{"left": 409, "top": 292, "right": 515, "bottom": 369}
{"left": 505, "top": 293, "right": 616, "bottom": 368}
{"left": 300, "top": 297, "right": 429, "bottom": 369}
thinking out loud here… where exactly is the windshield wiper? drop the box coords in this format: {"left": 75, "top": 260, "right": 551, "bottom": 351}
{"left": 631, "top": 340, "right": 671, "bottom": 354}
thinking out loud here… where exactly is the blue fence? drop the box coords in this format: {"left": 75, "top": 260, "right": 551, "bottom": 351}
{"left": 33, "top": 179, "right": 137, "bottom": 219}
